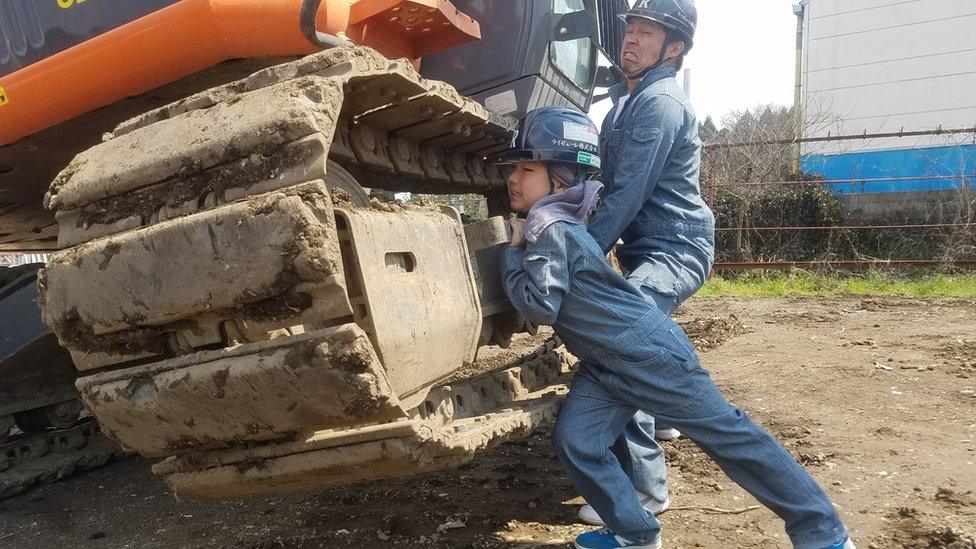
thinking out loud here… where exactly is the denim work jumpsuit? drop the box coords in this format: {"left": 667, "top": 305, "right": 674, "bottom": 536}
{"left": 502, "top": 220, "right": 848, "bottom": 548}
{"left": 587, "top": 67, "right": 716, "bottom": 509}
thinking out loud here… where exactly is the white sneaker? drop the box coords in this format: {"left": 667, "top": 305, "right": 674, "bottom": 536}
{"left": 578, "top": 493, "right": 670, "bottom": 526}
{"left": 654, "top": 428, "right": 681, "bottom": 441}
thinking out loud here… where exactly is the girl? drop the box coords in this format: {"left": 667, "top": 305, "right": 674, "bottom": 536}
{"left": 500, "top": 106, "right": 853, "bottom": 549}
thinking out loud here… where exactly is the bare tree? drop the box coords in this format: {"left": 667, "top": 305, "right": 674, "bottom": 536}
{"left": 702, "top": 105, "right": 845, "bottom": 263}
{"left": 701, "top": 103, "right": 976, "bottom": 265}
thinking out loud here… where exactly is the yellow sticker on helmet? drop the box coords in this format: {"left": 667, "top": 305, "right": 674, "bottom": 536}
{"left": 0, "top": 87, "right": 8, "bottom": 107}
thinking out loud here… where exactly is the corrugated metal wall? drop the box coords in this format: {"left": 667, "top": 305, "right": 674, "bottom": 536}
{"left": 0, "top": 253, "right": 47, "bottom": 267}
{"left": 799, "top": 0, "right": 976, "bottom": 194}
{"left": 802, "top": 0, "right": 976, "bottom": 151}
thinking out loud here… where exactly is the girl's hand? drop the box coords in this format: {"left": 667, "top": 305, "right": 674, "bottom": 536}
{"left": 509, "top": 215, "right": 526, "bottom": 247}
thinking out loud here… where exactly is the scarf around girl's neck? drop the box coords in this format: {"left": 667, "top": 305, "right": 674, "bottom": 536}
{"left": 524, "top": 179, "right": 604, "bottom": 244}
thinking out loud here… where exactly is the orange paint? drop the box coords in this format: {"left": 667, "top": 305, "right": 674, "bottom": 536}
{"left": 349, "top": 0, "right": 480, "bottom": 58}
{"left": 0, "top": 0, "right": 478, "bottom": 146}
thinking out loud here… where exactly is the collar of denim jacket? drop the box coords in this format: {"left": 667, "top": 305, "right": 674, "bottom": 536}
{"left": 609, "top": 66, "right": 679, "bottom": 105}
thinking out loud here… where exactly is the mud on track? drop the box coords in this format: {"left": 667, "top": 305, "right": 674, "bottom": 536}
{"left": 0, "top": 296, "right": 973, "bottom": 548}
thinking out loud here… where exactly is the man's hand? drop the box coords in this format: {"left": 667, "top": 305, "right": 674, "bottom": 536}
{"left": 509, "top": 215, "right": 526, "bottom": 247}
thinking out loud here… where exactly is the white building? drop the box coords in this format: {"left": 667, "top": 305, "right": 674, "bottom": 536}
{"left": 798, "top": 0, "right": 976, "bottom": 198}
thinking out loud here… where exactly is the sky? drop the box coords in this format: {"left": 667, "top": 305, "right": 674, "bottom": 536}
{"left": 590, "top": 0, "right": 800, "bottom": 128}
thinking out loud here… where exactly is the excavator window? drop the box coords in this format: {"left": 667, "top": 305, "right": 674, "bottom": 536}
{"left": 421, "top": 0, "right": 602, "bottom": 116}
{"left": 551, "top": 0, "right": 596, "bottom": 90}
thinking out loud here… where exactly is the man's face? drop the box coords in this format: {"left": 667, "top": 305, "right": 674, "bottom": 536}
{"left": 619, "top": 19, "right": 671, "bottom": 79}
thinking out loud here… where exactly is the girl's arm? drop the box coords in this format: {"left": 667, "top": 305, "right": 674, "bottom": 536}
{"left": 501, "top": 224, "right": 573, "bottom": 326}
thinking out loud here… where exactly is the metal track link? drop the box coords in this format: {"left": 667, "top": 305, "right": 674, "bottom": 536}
{"left": 47, "top": 46, "right": 514, "bottom": 250}
{"left": 0, "top": 420, "right": 121, "bottom": 499}
{"left": 152, "top": 338, "right": 575, "bottom": 497}
{"left": 411, "top": 337, "right": 567, "bottom": 426}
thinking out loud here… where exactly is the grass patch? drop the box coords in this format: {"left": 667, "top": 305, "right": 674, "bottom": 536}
{"left": 699, "top": 270, "right": 976, "bottom": 298}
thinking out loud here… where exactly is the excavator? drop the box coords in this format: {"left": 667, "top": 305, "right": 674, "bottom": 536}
{"left": 0, "top": 0, "right": 627, "bottom": 497}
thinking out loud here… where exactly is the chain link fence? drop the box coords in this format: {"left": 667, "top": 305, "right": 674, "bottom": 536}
{"left": 702, "top": 126, "right": 976, "bottom": 270}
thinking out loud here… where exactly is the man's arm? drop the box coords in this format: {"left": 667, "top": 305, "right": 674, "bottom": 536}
{"left": 588, "top": 95, "right": 687, "bottom": 254}
{"left": 501, "top": 225, "right": 573, "bottom": 327}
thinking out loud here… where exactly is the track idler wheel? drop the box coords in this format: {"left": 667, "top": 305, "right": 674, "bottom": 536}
{"left": 325, "top": 160, "right": 371, "bottom": 206}
{"left": 13, "top": 400, "right": 83, "bottom": 433}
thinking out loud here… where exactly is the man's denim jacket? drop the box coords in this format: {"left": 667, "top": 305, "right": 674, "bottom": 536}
{"left": 588, "top": 67, "right": 715, "bottom": 303}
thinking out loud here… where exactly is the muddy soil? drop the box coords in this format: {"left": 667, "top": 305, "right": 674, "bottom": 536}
{"left": 1, "top": 296, "right": 973, "bottom": 548}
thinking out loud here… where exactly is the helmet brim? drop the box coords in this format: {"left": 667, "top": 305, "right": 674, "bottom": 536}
{"left": 494, "top": 149, "right": 537, "bottom": 166}
{"left": 494, "top": 149, "right": 601, "bottom": 171}
{"left": 618, "top": 13, "right": 694, "bottom": 48}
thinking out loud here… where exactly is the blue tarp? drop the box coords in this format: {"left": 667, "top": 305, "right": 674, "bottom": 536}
{"left": 801, "top": 144, "right": 976, "bottom": 194}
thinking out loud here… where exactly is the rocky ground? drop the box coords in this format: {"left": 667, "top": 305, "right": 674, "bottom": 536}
{"left": 1, "top": 296, "right": 974, "bottom": 548}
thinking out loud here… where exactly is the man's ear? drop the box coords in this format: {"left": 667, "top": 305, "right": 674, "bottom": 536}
{"left": 665, "top": 40, "right": 685, "bottom": 63}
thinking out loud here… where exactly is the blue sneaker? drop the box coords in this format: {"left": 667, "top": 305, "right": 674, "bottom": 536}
{"left": 824, "top": 537, "right": 855, "bottom": 549}
{"left": 573, "top": 529, "right": 662, "bottom": 549}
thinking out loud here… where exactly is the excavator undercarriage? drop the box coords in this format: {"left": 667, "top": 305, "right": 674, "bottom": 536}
{"left": 0, "top": 265, "right": 121, "bottom": 498}
{"left": 37, "top": 46, "right": 576, "bottom": 496}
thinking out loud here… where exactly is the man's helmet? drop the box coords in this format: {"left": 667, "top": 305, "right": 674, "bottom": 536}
{"left": 620, "top": 0, "right": 697, "bottom": 51}
{"left": 498, "top": 106, "right": 602, "bottom": 175}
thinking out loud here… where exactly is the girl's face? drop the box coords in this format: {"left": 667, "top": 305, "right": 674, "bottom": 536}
{"left": 507, "top": 161, "right": 556, "bottom": 213}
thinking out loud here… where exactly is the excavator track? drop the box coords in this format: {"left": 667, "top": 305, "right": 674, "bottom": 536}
{"left": 38, "top": 46, "right": 572, "bottom": 497}
{"left": 1, "top": 265, "right": 121, "bottom": 499}
{"left": 154, "top": 338, "right": 573, "bottom": 497}
{"left": 0, "top": 420, "right": 121, "bottom": 500}
{"left": 45, "top": 46, "right": 513, "bottom": 250}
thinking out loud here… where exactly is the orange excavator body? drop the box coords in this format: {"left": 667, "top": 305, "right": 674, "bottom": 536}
{"left": 0, "top": 0, "right": 480, "bottom": 146}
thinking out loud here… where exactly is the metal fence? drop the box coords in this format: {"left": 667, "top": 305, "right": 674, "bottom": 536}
{"left": 700, "top": 127, "right": 976, "bottom": 271}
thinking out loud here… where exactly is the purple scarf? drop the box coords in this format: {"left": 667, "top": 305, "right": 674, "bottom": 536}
{"left": 524, "top": 179, "right": 604, "bottom": 244}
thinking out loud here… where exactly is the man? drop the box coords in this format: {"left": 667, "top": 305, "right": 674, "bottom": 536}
{"left": 576, "top": 0, "right": 717, "bottom": 527}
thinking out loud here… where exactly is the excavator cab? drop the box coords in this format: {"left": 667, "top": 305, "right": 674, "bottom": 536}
{"left": 422, "top": 0, "right": 628, "bottom": 117}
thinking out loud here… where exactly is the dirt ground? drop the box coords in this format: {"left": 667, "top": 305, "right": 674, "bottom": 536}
{"left": 1, "top": 296, "right": 974, "bottom": 548}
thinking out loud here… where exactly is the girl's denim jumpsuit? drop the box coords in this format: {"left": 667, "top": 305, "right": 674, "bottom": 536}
{"left": 502, "top": 220, "right": 848, "bottom": 548}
